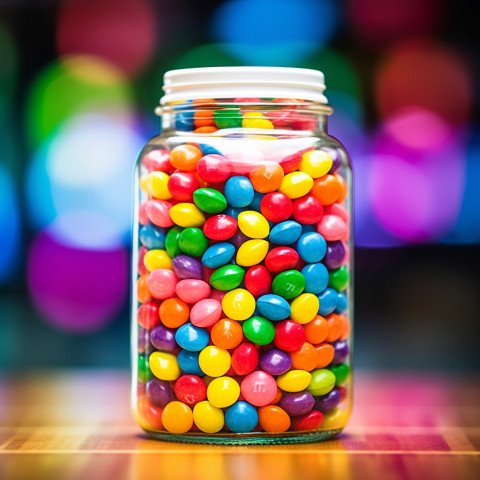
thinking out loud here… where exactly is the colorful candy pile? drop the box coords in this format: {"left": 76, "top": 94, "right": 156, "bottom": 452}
{"left": 135, "top": 112, "right": 351, "bottom": 436}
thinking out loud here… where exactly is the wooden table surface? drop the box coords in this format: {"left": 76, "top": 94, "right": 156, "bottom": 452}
{"left": 0, "top": 370, "right": 479, "bottom": 479}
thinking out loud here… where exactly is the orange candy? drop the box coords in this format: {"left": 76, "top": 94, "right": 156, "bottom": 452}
{"left": 210, "top": 318, "right": 243, "bottom": 349}
{"left": 338, "top": 313, "right": 350, "bottom": 340}
{"left": 271, "top": 387, "right": 283, "bottom": 405}
{"left": 194, "top": 126, "right": 218, "bottom": 134}
{"left": 137, "top": 396, "right": 164, "bottom": 430}
{"left": 304, "top": 315, "right": 329, "bottom": 344}
{"left": 290, "top": 342, "right": 318, "bottom": 371}
{"left": 194, "top": 110, "right": 215, "bottom": 128}
{"left": 249, "top": 162, "right": 284, "bottom": 193}
{"left": 315, "top": 343, "right": 335, "bottom": 368}
{"left": 159, "top": 297, "right": 190, "bottom": 328}
{"left": 325, "top": 313, "right": 343, "bottom": 343}
{"left": 169, "top": 144, "right": 203, "bottom": 171}
{"left": 258, "top": 405, "right": 291, "bottom": 433}
{"left": 335, "top": 173, "right": 348, "bottom": 203}
{"left": 311, "top": 174, "right": 342, "bottom": 205}
{"left": 137, "top": 275, "right": 152, "bottom": 303}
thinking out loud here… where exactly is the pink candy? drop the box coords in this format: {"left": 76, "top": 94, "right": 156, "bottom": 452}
{"left": 175, "top": 279, "right": 211, "bottom": 303}
{"left": 146, "top": 199, "right": 174, "bottom": 227}
{"left": 317, "top": 214, "right": 347, "bottom": 241}
{"left": 240, "top": 371, "right": 277, "bottom": 407}
{"left": 190, "top": 299, "right": 222, "bottom": 327}
{"left": 147, "top": 269, "right": 177, "bottom": 300}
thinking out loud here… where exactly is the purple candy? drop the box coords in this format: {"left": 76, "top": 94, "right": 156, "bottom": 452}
{"left": 138, "top": 327, "right": 154, "bottom": 355}
{"left": 332, "top": 339, "right": 349, "bottom": 365}
{"left": 146, "top": 379, "right": 174, "bottom": 408}
{"left": 172, "top": 255, "right": 202, "bottom": 279}
{"left": 314, "top": 388, "right": 341, "bottom": 413}
{"left": 259, "top": 348, "right": 292, "bottom": 375}
{"left": 324, "top": 241, "right": 346, "bottom": 270}
{"left": 230, "top": 230, "right": 249, "bottom": 249}
{"left": 323, "top": 147, "right": 341, "bottom": 173}
{"left": 150, "top": 324, "right": 177, "bottom": 352}
{"left": 279, "top": 391, "right": 315, "bottom": 416}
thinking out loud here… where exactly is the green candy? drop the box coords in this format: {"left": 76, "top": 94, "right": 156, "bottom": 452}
{"left": 243, "top": 316, "right": 275, "bottom": 345}
{"left": 138, "top": 354, "right": 153, "bottom": 383}
{"left": 213, "top": 109, "right": 242, "bottom": 129}
{"left": 330, "top": 363, "right": 350, "bottom": 386}
{"left": 307, "top": 369, "right": 336, "bottom": 396}
{"left": 165, "top": 226, "right": 183, "bottom": 258}
{"left": 328, "top": 266, "right": 349, "bottom": 292}
{"left": 272, "top": 270, "right": 306, "bottom": 299}
{"left": 210, "top": 264, "right": 245, "bottom": 291}
{"left": 178, "top": 227, "right": 208, "bottom": 257}
{"left": 193, "top": 188, "right": 227, "bottom": 214}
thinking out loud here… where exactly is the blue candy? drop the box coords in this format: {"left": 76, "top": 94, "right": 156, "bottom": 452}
{"left": 202, "top": 242, "right": 236, "bottom": 268}
{"left": 301, "top": 263, "right": 329, "bottom": 294}
{"left": 335, "top": 292, "right": 348, "bottom": 313}
{"left": 223, "top": 205, "right": 247, "bottom": 219}
{"left": 175, "top": 111, "right": 194, "bottom": 131}
{"left": 317, "top": 288, "right": 338, "bottom": 316}
{"left": 224, "top": 176, "right": 254, "bottom": 208}
{"left": 269, "top": 221, "right": 302, "bottom": 245}
{"left": 225, "top": 401, "right": 258, "bottom": 433}
{"left": 139, "top": 224, "right": 166, "bottom": 249}
{"left": 198, "top": 144, "right": 222, "bottom": 156}
{"left": 297, "top": 232, "right": 327, "bottom": 263}
{"left": 177, "top": 350, "right": 203, "bottom": 376}
{"left": 175, "top": 323, "right": 209, "bottom": 352}
{"left": 301, "top": 223, "right": 316, "bottom": 233}
{"left": 257, "top": 294, "right": 291, "bottom": 321}
{"left": 250, "top": 191, "right": 264, "bottom": 211}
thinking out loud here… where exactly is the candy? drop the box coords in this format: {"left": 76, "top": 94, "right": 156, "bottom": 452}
{"left": 175, "top": 279, "right": 211, "bottom": 303}
{"left": 139, "top": 224, "right": 166, "bottom": 249}
{"left": 159, "top": 297, "right": 189, "bottom": 328}
{"left": 147, "top": 199, "right": 174, "bottom": 227}
{"left": 169, "top": 203, "right": 206, "bottom": 228}
{"left": 142, "top": 149, "right": 171, "bottom": 173}
{"left": 177, "top": 350, "right": 203, "bottom": 375}
{"left": 242, "top": 111, "right": 274, "bottom": 129}
{"left": 324, "top": 241, "right": 346, "bottom": 270}
{"left": 241, "top": 371, "right": 277, "bottom": 406}
{"left": 199, "top": 345, "right": 231, "bottom": 377}
{"left": 277, "top": 370, "right": 312, "bottom": 392}
{"left": 236, "top": 239, "right": 269, "bottom": 267}
{"left": 150, "top": 324, "right": 177, "bottom": 352}
{"left": 272, "top": 270, "right": 305, "bottom": 299}
{"left": 231, "top": 342, "right": 259, "bottom": 375}
{"left": 242, "top": 316, "right": 275, "bottom": 345}
{"left": 190, "top": 299, "right": 222, "bottom": 327}
{"left": 147, "top": 269, "right": 177, "bottom": 300}
{"left": 161, "top": 401, "right": 194, "bottom": 433}
{"left": 315, "top": 388, "right": 342, "bottom": 413}
{"left": 146, "top": 379, "right": 174, "bottom": 408}
{"left": 269, "top": 220, "right": 302, "bottom": 245}
{"left": 328, "top": 266, "right": 349, "bottom": 292}
{"left": 317, "top": 214, "right": 347, "bottom": 241}
{"left": 264, "top": 247, "right": 299, "bottom": 273}
{"left": 259, "top": 349, "right": 291, "bottom": 376}
{"left": 137, "top": 396, "right": 164, "bottom": 430}
{"left": 292, "top": 195, "right": 324, "bottom": 225}
{"left": 299, "top": 150, "right": 333, "bottom": 178}
{"left": 307, "top": 369, "right": 336, "bottom": 396}
{"left": 330, "top": 363, "right": 350, "bottom": 385}
{"left": 317, "top": 288, "right": 338, "bottom": 316}
{"left": 211, "top": 319, "right": 243, "bottom": 350}
{"left": 279, "top": 391, "right": 315, "bottom": 417}
{"left": 196, "top": 154, "right": 231, "bottom": 183}
{"left": 193, "top": 401, "right": 225, "bottom": 433}
{"left": 225, "top": 401, "right": 258, "bottom": 433}
{"left": 175, "top": 324, "right": 209, "bottom": 351}
{"left": 203, "top": 214, "right": 237, "bottom": 240}
{"left": 172, "top": 254, "right": 203, "bottom": 280}
{"left": 214, "top": 109, "right": 242, "bottom": 129}
{"left": 278, "top": 171, "right": 313, "bottom": 199}
{"left": 201, "top": 242, "right": 235, "bottom": 268}
{"left": 149, "top": 171, "right": 172, "bottom": 200}
{"left": 144, "top": 249, "right": 172, "bottom": 272}
{"left": 222, "top": 288, "right": 256, "bottom": 320}
{"left": 169, "top": 144, "right": 203, "bottom": 171}
{"left": 336, "top": 292, "right": 348, "bottom": 313}
{"left": 138, "top": 301, "right": 160, "bottom": 330}
{"left": 301, "top": 263, "right": 329, "bottom": 294}
{"left": 256, "top": 294, "right": 291, "bottom": 321}
{"left": 297, "top": 232, "right": 327, "bottom": 263}
{"left": 149, "top": 351, "right": 181, "bottom": 381}
{"left": 248, "top": 162, "right": 284, "bottom": 193}
{"left": 290, "top": 342, "right": 318, "bottom": 372}
{"left": 311, "top": 174, "right": 342, "bottom": 205}
{"left": 290, "top": 293, "right": 319, "bottom": 324}
{"left": 332, "top": 339, "right": 349, "bottom": 365}
{"left": 193, "top": 188, "right": 228, "bottom": 214}
{"left": 174, "top": 375, "right": 207, "bottom": 407}
{"left": 165, "top": 226, "right": 183, "bottom": 258}
{"left": 291, "top": 410, "right": 324, "bottom": 431}
{"left": 178, "top": 227, "right": 209, "bottom": 257}
{"left": 258, "top": 405, "right": 291, "bottom": 433}
{"left": 325, "top": 313, "right": 343, "bottom": 342}
{"left": 138, "top": 327, "right": 153, "bottom": 355}
{"left": 237, "top": 211, "right": 270, "bottom": 239}
{"left": 167, "top": 171, "right": 199, "bottom": 201}
{"left": 260, "top": 192, "right": 293, "bottom": 223}
{"left": 244, "top": 265, "right": 272, "bottom": 297}
{"left": 315, "top": 343, "right": 335, "bottom": 368}
{"left": 274, "top": 320, "right": 306, "bottom": 352}
{"left": 224, "top": 176, "right": 254, "bottom": 208}
{"left": 138, "top": 354, "right": 153, "bottom": 382}
{"left": 209, "top": 264, "right": 245, "bottom": 291}
{"left": 207, "top": 376, "right": 241, "bottom": 408}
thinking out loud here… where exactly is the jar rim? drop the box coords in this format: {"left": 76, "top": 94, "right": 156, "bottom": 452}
{"left": 160, "top": 67, "right": 328, "bottom": 105}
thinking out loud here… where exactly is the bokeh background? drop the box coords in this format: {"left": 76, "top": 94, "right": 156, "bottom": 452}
{"left": 0, "top": 0, "right": 479, "bottom": 372}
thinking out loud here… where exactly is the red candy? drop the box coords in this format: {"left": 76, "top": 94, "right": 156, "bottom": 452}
{"left": 274, "top": 320, "right": 306, "bottom": 352}
{"left": 278, "top": 151, "right": 303, "bottom": 174}
{"left": 203, "top": 215, "right": 237, "bottom": 240}
{"left": 196, "top": 154, "right": 231, "bottom": 183}
{"left": 174, "top": 375, "right": 207, "bottom": 406}
{"left": 142, "top": 149, "right": 172, "bottom": 173}
{"left": 260, "top": 193, "right": 293, "bottom": 223}
{"left": 264, "top": 247, "right": 299, "bottom": 274}
{"left": 138, "top": 202, "right": 149, "bottom": 226}
{"left": 292, "top": 410, "right": 324, "bottom": 431}
{"left": 138, "top": 246, "right": 148, "bottom": 276}
{"left": 292, "top": 195, "right": 324, "bottom": 224}
{"left": 244, "top": 265, "right": 272, "bottom": 297}
{"left": 137, "top": 301, "right": 160, "bottom": 330}
{"left": 231, "top": 343, "right": 259, "bottom": 376}
{"left": 167, "top": 171, "right": 199, "bottom": 201}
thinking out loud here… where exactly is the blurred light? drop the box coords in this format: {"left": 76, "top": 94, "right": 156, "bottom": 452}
{"left": 26, "top": 55, "right": 134, "bottom": 147}
{"left": 26, "top": 113, "right": 145, "bottom": 250}
{"left": 211, "top": 0, "right": 339, "bottom": 65}
{"left": 171, "top": 44, "right": 242, "bottom": 70}
{"left": 0, "top": 165, "right": 21, "bottom": 283}
{"left": 27, "top": 231, "right": 128, "bottom": 333}
{"left": 376, "top": 41, "right": 472, "bottom": 126}
{"left": 346, "top": 0, "right": 441, "bottom": 48}
{"left": 57, "top": 0, "right": 156, "bottom": 77}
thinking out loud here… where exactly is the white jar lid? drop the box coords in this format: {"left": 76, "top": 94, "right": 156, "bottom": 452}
{"left": 160, "top": 67, "right": 328, "bottom": 105}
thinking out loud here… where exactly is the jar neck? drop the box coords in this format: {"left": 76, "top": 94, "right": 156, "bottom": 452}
{"left": 157, "top": 99, "right": 332, "bottom": 136}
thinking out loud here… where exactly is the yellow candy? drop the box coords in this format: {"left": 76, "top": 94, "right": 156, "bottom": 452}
{"left": 140, "top": 174, "right": 151, "bottom": 195}
{"left": 143, "top": 249, "right": 173, "bottom": 271}
{"left": 321, "top": 407, "right": 350, "bottom": 430}
{"left": 238, "top": 211, "right": 270, "bottom": 239}
{"left": 149, "top": 171, "right": 172, "bottom": 200}
{"left": 193, "top": 401, "right": 225, "bottom": 433}
{"left": 169, "top": 203, "right": 206, "bottom": 228}
{"left": 277, "top": 370, "right": 312, "bottom": 392}
{"left": 149, "top": 351, "right": 181, "bottom": 381}
{"left": 299, "top": 150, "right": 333, "bottom": 179}
{"left": 290, "top": 293, "right": 319, "bottom": 324}
{"left": 207, "top": 376, "right": 240, "bottom": 408}
{"left": 278, "top": 171, "right": 314, "bottom": 199}
{"left": 199, "top": 346, "right": 231, "bottom": 377}
{"left": 222, "top": 288, "right": 256, "bottom": 320}
{"left": 236, "top": 239, "right": 269, "bottom": 267}
{"left": 242, "top": 112, "right": 274, "bottom": 129}
{"left": 161, "top": 401, "right": 193, "bottom": 433}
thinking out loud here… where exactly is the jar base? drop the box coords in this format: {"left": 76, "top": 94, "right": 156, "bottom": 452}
{"left": 143, "top": 428, "right": 343, "bottom": 445}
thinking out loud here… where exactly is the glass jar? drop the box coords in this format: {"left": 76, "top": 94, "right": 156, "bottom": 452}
{"left": 131, "top": 67, "right": 353, "bottom": 444}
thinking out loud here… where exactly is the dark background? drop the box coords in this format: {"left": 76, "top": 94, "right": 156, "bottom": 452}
{"left": 0, "top": 0, "right": 479, "bottom": 371}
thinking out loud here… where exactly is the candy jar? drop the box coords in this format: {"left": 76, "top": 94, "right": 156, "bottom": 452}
{"left": 131, "top": 67, "right": 353, "bottom": 444}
